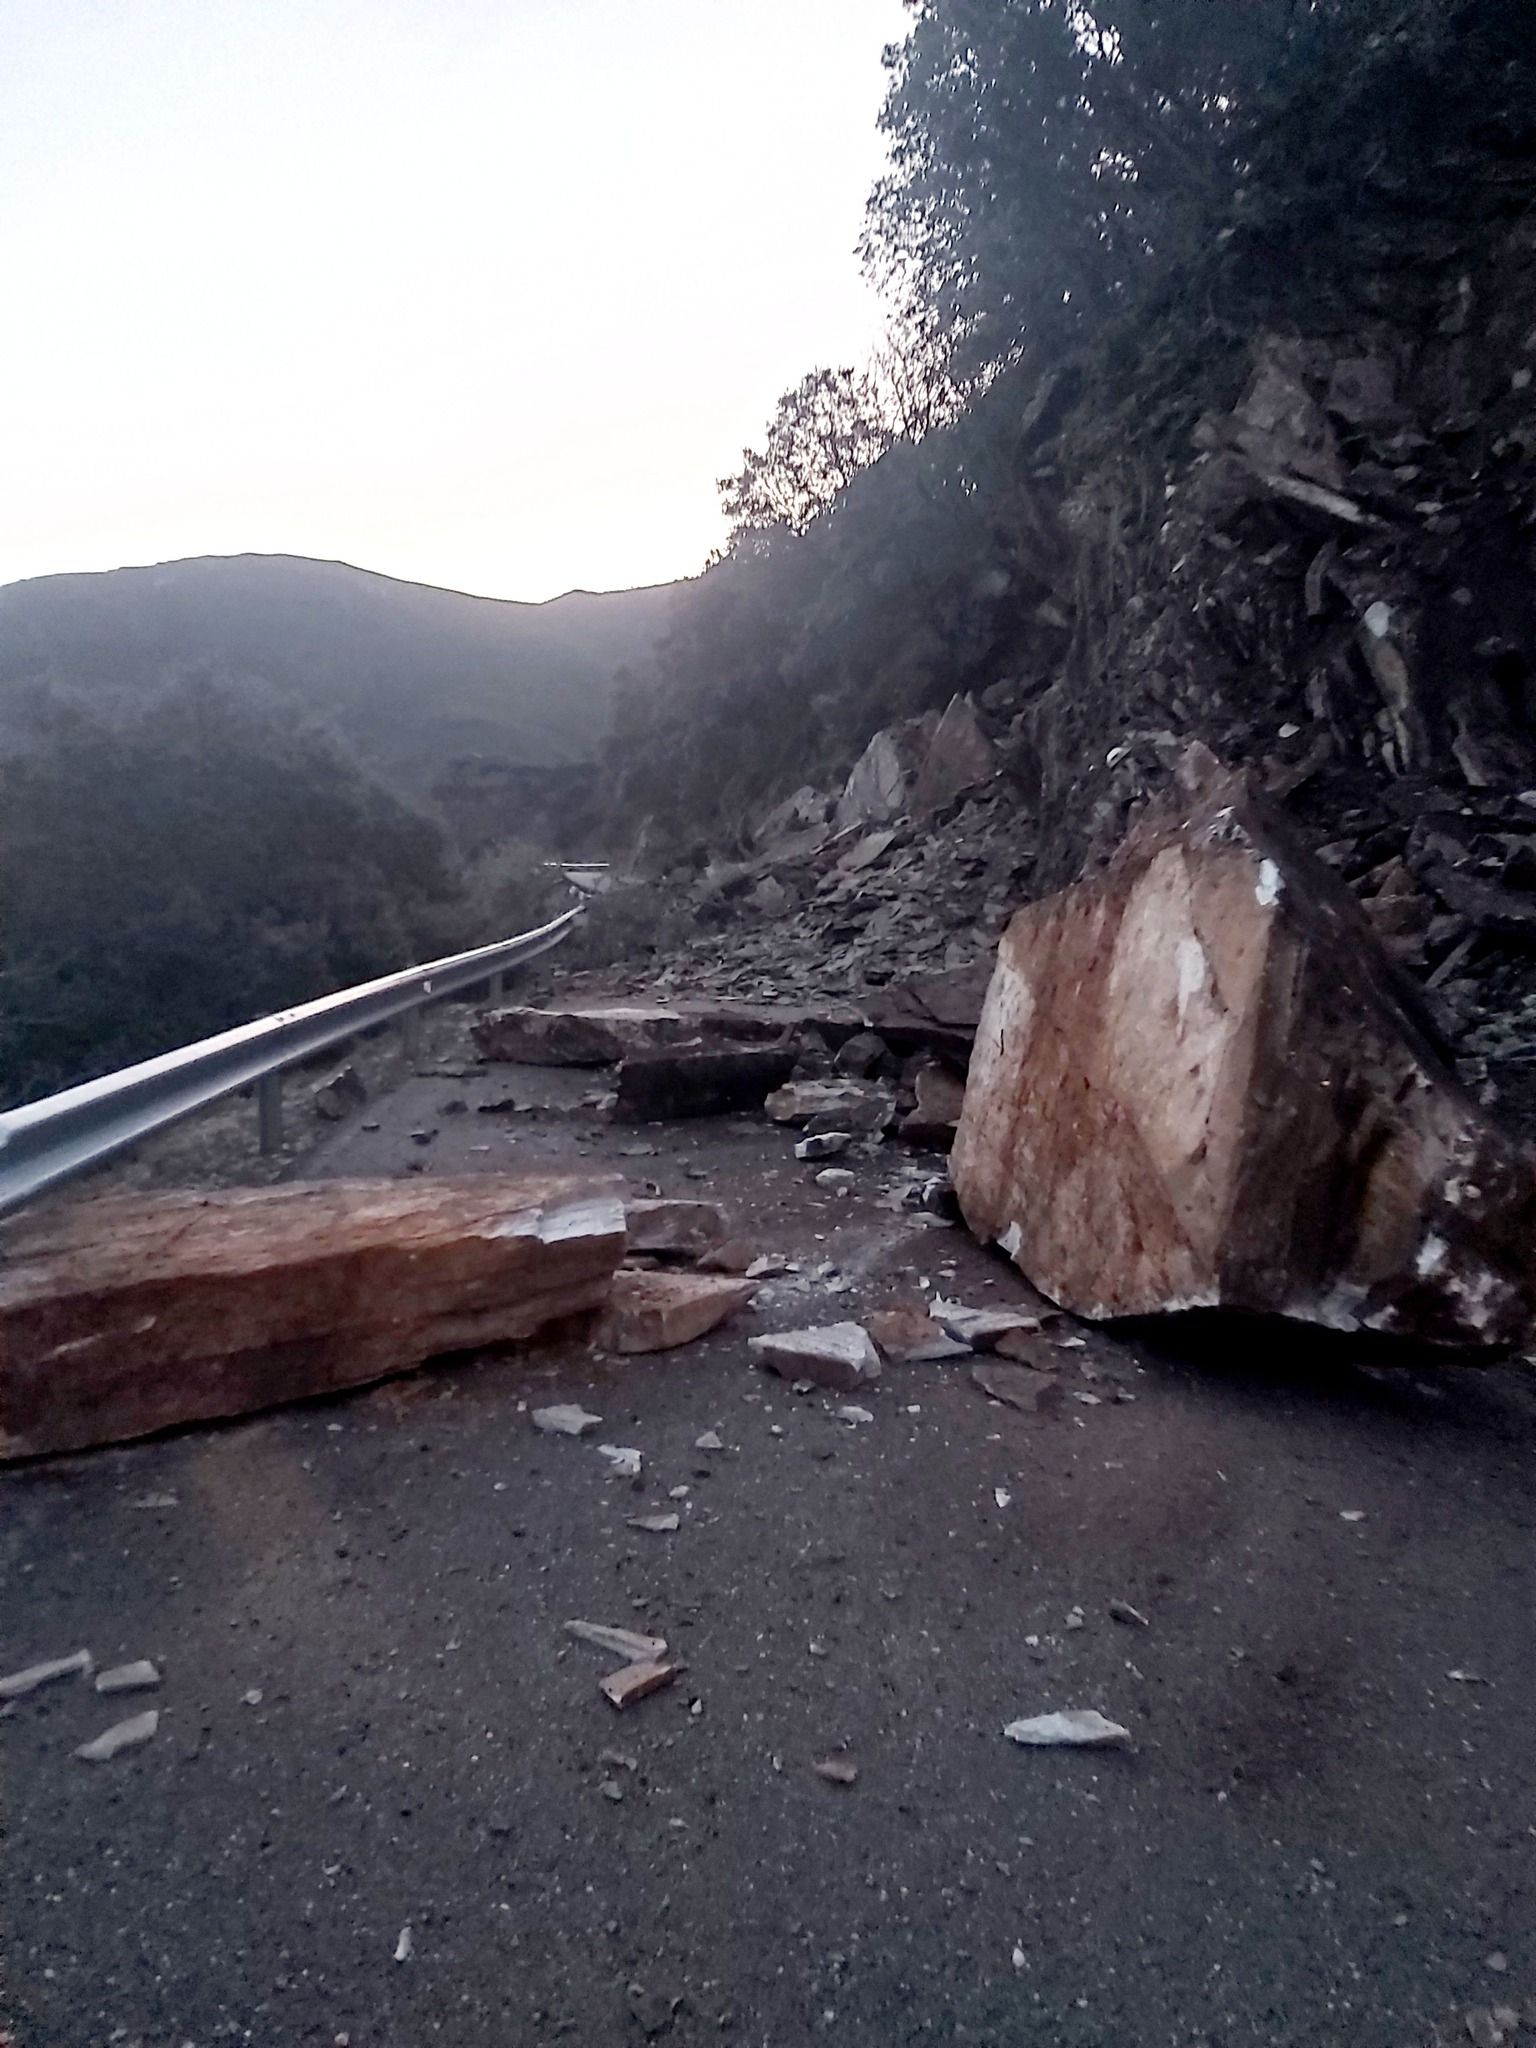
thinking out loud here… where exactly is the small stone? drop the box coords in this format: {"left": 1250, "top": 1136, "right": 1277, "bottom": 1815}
{"left": 750, "top": 1323, "right": 882, "bottom": 1393}
{"left": 565, "top": 1621, "right": 668, "bottom": 1662}
{"left": 694, "top": 1430, "right": 724, "bottom": 1451}
{"left": 812, "top": 1756, "right": 859, "bottom": 1786}
{"left": 796, "top": 1132, "right": 853, "bottom": 1161}
{"left": 532, "top": 1404, "right": 602, "bottom": 1437}
{"left": 868, "top": 1308, "right": 970, "bottom": 1361}
{"left": 95, "top": 1660, "right": 162, "bottom": 1694}
{"left": 814, "top": 1168, "right": 856, "bottom": 1194}
{"left": 75, "top": 1709, "right": 159, "bottom": 1761}
{"left": 597, "top": 1444, "right": 643, "bottom": 1478}
{"left": 1002, "top": 1709, "right": 1132, "bottom": 1749}
{"left": 598, "top": 1270, "right": 756, "bottom": 1354}
{"left": 0, "top": 1649, "right": 92, "bottom": 1701}
{"left": 626, "top": 1512, "right": 681, "bottom": 1534}
{"left": 599, "top": 1659, "right": 682, "bottom": 1709}
{"left": 1108, "top": 1602, "right": 1149, "bottom": 1629}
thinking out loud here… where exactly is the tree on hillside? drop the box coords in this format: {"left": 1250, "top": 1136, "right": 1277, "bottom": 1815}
{"left": 718, "top": 367, "right": 894, "bottom": 541}
{"left": 719, "top": 315, "right": 962, "bottom": 545}
{"left": 0, "top": 680, "right": 462, "bottom": 1101}
{"left": 860, "top": 0, "right": 1367, "bottom": 379}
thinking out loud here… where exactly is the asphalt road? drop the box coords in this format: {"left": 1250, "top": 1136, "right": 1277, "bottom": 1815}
{"left": 5, "top": 1050, "right": 1536, "bottom": 2047}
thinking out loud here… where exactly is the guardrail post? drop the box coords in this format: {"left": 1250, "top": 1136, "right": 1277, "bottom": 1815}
{"left": 400, "top": 1007, "right": 423, "bottom": 1070}
{"left": 257, "top": 1071, "right": 284, "bottom": 1155}
{"left": 488, "top": 969, "right": 506, "bottom": 1001}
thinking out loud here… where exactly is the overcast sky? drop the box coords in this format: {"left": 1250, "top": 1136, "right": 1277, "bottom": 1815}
{"left": 0, "top": 0, "right": 907, "bottom": 601}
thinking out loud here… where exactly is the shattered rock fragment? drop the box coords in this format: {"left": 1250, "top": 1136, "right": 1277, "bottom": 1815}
{"left": 930, "top": 1301, "right": 1042, "bottom": 1350}
{"left": 533, "top": 1404, "right": 603, "bottom": 1437}
{"left": 597, "top": 1444, "right": 643, "bottom": 1478}
{"left": 971, "top": 1362, "right": 1061, "bottom": 1414}
{"left": 565, "top": 1621, "right": 668, "bottom": 1661}
{"left": 812, "top": 1756, "right": 860, "bottom": 1786}
{"left": 749, "top": 1323, "right": 882, "bottom": 1392}
{"left": 95, "top": 1660, "right": 162, "bottom": 1694}
{"left": 898, "top": 1062, "right": 967, "bottom": 1148}
{"left": 952, "top": 758, "right": 1536, "bottom": 1348}
{"left": 599, "top": 1659, "right": 682, "bottom": 1709}
{"left": 598, "top": 1270, "right": 757, "bottom": 1354}
{"left": 0, "top": 1649, "right": 92, "bottom": 1700}
{"left": 0, "top": 1175, "right": 627, "bottom": 1460}
{"left": 867, "top": 1308, "right": 970, "bottom": 1362}
{"left": 795, "top": 1132, "right": 853, "bottom": 1161}
{"left": 910, "top": 692, "right": 998, "bottom": 817}
{"left": 624, "top": 1199, "right": 727, "bottom": 1260}
{"left": 764, "top": 1080, "right": 892, "bottom": 1132}
{"left": 697, "top": 1240, "right": 757, "bottom": 1275}
{"left": 834, "top": 1031, "right": 889, "bottom": 1078}
{"left": 1002, "top": 1710, "right": 1132, "bottom": 1750}
{"left": 312, "top": 1062, "right": 366, "bottom": 1120}
{"left": 626, "top": 1512, "right": 681, "bottom": 1534}
{"left": 76, "top": 1709, "right": 159, "bottom": 1761}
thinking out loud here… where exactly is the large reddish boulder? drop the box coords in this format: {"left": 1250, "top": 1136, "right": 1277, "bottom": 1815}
{"left": 952, "top": 761, "right": 1536, "bottom": 1349}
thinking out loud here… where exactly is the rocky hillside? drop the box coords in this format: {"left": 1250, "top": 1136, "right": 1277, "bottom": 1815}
{"left": 604, "top": 0, "right": 1536, "bottom": 1117}
{"left": 0, "top": 553, "right": 679, "bottom": 791}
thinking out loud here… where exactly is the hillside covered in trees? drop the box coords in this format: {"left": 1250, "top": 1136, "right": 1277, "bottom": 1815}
{"left": 612, "top": 0, "right": 1536, "bottom": 898}
{"left": 0, "top": 558, "right": 672, "bottom": 1101}
{"left": 0, "top": 553, "right": 676, "bottom": 791}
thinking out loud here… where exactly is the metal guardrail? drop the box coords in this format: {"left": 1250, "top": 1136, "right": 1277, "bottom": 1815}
{"left": 0, "top": 906, "right": 583, "bottom": 1219}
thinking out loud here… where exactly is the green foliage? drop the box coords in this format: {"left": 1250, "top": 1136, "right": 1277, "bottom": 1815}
{"left": 0, "top": 681, "right": 462, "bottom": 1102}
{"left": 719, "top": 368, "right": 896, "bottom": 540}
{"left": 861, "top": 0, "right": 1351, "bottom": 380}
{"left": 619, "top": 0, "right": 1529, "bottom": 860}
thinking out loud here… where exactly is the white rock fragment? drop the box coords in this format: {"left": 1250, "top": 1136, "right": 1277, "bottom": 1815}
{"left": 1003, "top": 1709, "right": 1132, "bottom": 1749}
{"left": 749, "top": 1323, "right": 882, "bottom": 1393}
{"left": 565, "top": 1620, "right": 668, "bottom": 1662}
{"left": 795, "top": 1132, "right": 853, "bottom": 1161}
{"left": 838, "top": 1404, "right": 875, "bottom": 1425}
{"left": 694, "top": 1430, "right": 724, "bottom": 1452}
{"left": 394, "top": 1926, "right": 413, "bottom": 1963}
{"left": 0, "top": 1649, "right": 92, "bottom": 1701}
{"left": 75, "top": 1709, "right": 159, "bottom": 1761}
{"left": 930, "top": 1299, "right": 1042, "bottom": 1349}
{"left": 994, "top": 1487, "right": 1012, "bottom": 1509}
{"left": 533, "top": 1404, "right": 602, "bottom": 1437}
{"left": 597, "top": 1444, "right": 642, "bottom": 1478}
{"left": 627, "top": 1512, "right": 681, "bottom": 1534}
{"left": 95, "top": 1660, "right": 162, "bottom": 1695}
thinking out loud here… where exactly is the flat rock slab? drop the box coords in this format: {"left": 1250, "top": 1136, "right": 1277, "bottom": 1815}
{"left": 473, "top": 1002, "right": 859, "bottom": 1068}
{"left": 749, "top": 1322, "right": 882, "bottom": 1391}
{"left": 599, "top": 1270, "right": 757, "bottom": 1355}
{"left": 624, "top": 1199, "right": 728, "bottom": 1260}
{"left": 765, "top": 1080, "right": 893, "bottom": 1131}
{"left": 952, "top": 758, "right": 1536, "bottom": 1348}
{"left": 0, "top": 1175, "right": 627, "bottom": 1460}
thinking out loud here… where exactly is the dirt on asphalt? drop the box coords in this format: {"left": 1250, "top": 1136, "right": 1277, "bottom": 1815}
{"left": 5, "top": 1044, "right": 1536, "bottom": 2048}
